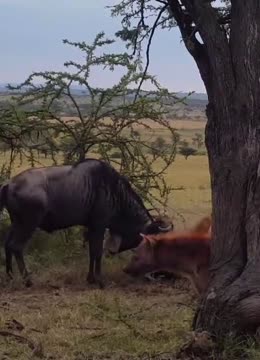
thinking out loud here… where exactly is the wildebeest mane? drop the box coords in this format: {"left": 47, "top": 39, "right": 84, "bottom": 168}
{"left": 117, "top": 175, "right": 152, "bottom": 220}
{"left": 74, "top": 158, "right": 152, "bottom": 226}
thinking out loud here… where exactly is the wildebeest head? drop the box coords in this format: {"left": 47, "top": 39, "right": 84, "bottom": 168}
{"left": 144, "top": 214, "right": 174, "bottom": 235}
{"left": 103, "top": 213, "right": 174, "bottom": 255}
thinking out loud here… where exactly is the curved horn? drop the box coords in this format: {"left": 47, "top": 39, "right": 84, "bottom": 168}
{"left": 158, "top": 224, "right": 173, "bottom": 232}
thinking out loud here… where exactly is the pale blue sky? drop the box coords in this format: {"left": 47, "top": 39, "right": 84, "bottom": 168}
{"left": 0, "top": 0, "right": 205, "bottom": 93}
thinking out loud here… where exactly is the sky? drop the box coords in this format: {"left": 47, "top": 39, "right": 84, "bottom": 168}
{"left": 0, "top": 0, "right": 206, "bottom": 93}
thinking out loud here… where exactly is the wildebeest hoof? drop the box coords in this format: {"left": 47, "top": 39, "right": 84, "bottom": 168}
{"left": 86, "top": 275, "right": 105, "bottom": 289}
{"left": 97, "top": 280, "right": 105, "bottom": 289}
{"left": 87, "top": 274, "right": 96, "bottom": 285}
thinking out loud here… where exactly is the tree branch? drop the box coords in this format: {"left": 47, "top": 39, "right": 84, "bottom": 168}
{"left": 230, "top": 1, "right": 260, "bottom": 114}
{"left": 181, "top": 0, "right": 235, "bottom": 97}
{"left": 167, "top": 0, "right": 212, "bottom": 96}
{"left": 134, "top": 4, "right": 168, "bottom": 101}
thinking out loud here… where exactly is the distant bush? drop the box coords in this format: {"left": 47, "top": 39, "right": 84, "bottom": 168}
{"left": 149, "top": 136, "right": 168, "bottom": 156}
{"left": 178, "top": 140, "right": 189, "bottom": 148}
{"left": 110, "top": 151, "right": 122, "bottom": 159}
{"left": 179, "top": 146, "right": 197, "bottom": 159}
{"left": 192, "top": 133, "right": 204, "bottom": 149}
{"left": 197, "top": 150, "right": 207, "bottom": 156}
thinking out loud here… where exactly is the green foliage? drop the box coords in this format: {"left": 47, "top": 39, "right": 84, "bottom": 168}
{"left": 179, "top": 139, "right": 189, "bottom": 148}
{"left": 109, "top": 1, "right": 231, "bottom": 108}
{"left": 110, "top": 151, "right": 122, "bottom": 159}
{"left": 110, "top": 0, "right": 230, "bottom": 50}
{"left": 0, "top": 32, "right": 184, "bottom": 209}
{"left": 149, "top": 136, "right": 168, "bottom": 156}
{"left": 174, "top": 131, "right": 181, "bottom": 144}
{"left": 192, "top": 133, "right": 204, "bottom": 149}
{"left": 179, "top": 145, "right": 197, "bottom": 160}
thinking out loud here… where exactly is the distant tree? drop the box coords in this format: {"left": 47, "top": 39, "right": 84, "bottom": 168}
{"left": 192, "top": 133, "right": 204, "bottom": 149}
{"left": 173, "top": 131, "right": 181, "bottom": 145}
{"left": 131, "top": 130, "right": 140, "bottom": 139}
{"left": 150, "top": 136, "right": 167, "bottom": 156}
{"left": 179, "top": 139, "right": 189, "bottom": 148}
{"left": 110, "top": 151, "right": 122, "bottom": 159}
{"left": 179, "top": 145, "right": 197, "bottom": 159}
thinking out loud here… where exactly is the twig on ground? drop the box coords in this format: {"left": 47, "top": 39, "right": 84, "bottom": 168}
{"left": 88, "top": 332, "right": 106, "bottom": 339}
{"left": 5, "top": 319, "right": 25, "bottom": 332}
{"left": 0, "top": 330, "right": 34, "bottom": 349}
{"left": 68, "top": 326, "right": 103, "bottom": 331}
{"left": 0, "top": 330, "right": 44, "bottom": 358}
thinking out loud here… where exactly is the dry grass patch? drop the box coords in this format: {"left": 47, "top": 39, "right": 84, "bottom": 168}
{"left": 0, "top": 275, "right": 195, "bottom": 360}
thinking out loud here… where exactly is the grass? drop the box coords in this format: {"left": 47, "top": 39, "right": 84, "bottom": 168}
{"left": 0, "top": 235, "right": 196, "bottom": 359}
{"left": 0, "top": 281, "right": 195, "bottom": 360}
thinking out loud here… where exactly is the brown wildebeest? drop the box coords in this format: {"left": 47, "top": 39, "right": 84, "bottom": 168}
{"left": 192, "top": 215, "right": 212, "bottom": 235}
{"left": 145, "top": 215, "right": 212, "bottom": 282}
{"left": 123, "top": 231, "right": 211, "bottom": 295}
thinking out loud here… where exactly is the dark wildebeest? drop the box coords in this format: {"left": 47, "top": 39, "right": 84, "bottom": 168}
{"left": 123, "top": 231, "right": 211, "bottom": 295}
{"left": 0, "top": 158, "right": 173, "bottom": 288}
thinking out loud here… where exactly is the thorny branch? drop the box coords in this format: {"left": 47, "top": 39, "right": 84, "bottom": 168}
{"left": 134, "top": 4, "right": 168, "bottom": 101}
{"left": 0, "top": 32, "right": 182, "bottom": 210}
{"left": 111, "top": 0, "right": 231, "bottom": 96}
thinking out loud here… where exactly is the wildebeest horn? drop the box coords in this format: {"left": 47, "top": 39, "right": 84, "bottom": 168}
{"left": 158, "top": 224, "right": 173, "bottom": 232}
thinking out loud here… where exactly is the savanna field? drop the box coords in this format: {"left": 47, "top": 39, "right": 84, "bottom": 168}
{"left": 0, "top": 119, "right": 220, "bottom": 360}
{"left": 1, "top": 1, "right": 259, "bottom": 359}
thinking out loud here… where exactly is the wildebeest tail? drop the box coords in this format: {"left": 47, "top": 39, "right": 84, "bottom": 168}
{"left": 0, "top": 183, "right": 8, "bottom": 214}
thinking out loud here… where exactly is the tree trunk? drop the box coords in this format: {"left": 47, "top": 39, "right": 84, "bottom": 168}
{"left": 166, "top": 0, "right": 260, "bottom": 338}
{"left": 193, "top": 99, "right": 260, "bottom": 336}
{"left": 166, "top": 0, "right": 260, "bottom": 337}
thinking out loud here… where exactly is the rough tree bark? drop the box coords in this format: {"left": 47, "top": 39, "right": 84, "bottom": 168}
{"left": 168, "top": 0, "right": 260, "bottom": 336}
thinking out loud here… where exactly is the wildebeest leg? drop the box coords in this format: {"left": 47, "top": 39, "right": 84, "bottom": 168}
{"left": 13, "top": 251, "right": 32, "bottom": 287}
{"left": 5, "top": 227, "right": 14, "bottom": 279}
{"left": 5, "top": 223, "right": 35, "bottom": 287}
{"left": 83, "top": 229, "right": 94, "bottom": 283}
{"left": 86, "top": 228, "right": 105, "bottom": 288}
{"left": 94, "top": 253, "right": 103, "bottom": 288}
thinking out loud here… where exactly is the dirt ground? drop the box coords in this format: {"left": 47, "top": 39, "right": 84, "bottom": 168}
{"left": 0, "top": 268, "right": 196, "bottom": 360}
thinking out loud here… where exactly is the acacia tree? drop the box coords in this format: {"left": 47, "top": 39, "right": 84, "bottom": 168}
{"left": 192, "top": 133, "right": 203, "bottom": 149}
{"left": 6, "top": 32, "right": 181, "bottom": 210}
{"left": 111, "top": 0, "right": 260, "bottom": 337}
{"left": 179, "top": 145, "right": 197, "bottom": 159}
